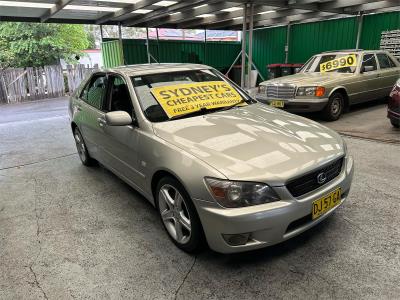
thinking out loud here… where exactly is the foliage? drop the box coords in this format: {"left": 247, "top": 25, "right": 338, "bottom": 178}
{"left": 0, "top": 22, "right": 90, "bottom": 68}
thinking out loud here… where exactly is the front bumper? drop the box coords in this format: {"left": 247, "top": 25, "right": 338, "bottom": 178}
{"left": 256, "top": 94, "right": 329, "bottom": 113}
{"left": 194, "top": 155, "right": 354, "bottom": 254}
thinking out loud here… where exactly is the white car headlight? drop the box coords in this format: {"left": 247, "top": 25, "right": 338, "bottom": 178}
{"left": 258, "top": 85, "right": 267, "bottom": 94}
{"left": 204, "top": 177, "right": 280, "bottom": 208}
{"left": 296, "top": 86, "right": 325, "bottom": 97}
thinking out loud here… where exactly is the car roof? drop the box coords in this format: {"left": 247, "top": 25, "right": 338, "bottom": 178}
{"left": 319, "top": 49, "right": 389, "bottom": 55}
{"left": 103, "top": 63, "right": 213, "bottom": 77}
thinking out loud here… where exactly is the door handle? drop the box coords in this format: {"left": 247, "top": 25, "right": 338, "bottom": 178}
{"left": 97, "top": 117, "right": 107, "bottom": 127}
{"left": 76, "top": 105, "right": 82, "bottom": 111}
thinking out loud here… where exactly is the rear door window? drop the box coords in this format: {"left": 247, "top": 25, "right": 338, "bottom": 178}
{"left": 377, "top": 53, "right": 393, "bottom": 69}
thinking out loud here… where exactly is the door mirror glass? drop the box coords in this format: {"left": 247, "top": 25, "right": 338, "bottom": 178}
{"left": 105, "top": 111, "right": 132, "bottom": 126}
{"left": 361, "top": 65, "right": 375, "bottom": 73}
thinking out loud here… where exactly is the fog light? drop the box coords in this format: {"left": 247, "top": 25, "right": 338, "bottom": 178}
{"left": 222, "top": 233, "right": 251, "bottom": 246}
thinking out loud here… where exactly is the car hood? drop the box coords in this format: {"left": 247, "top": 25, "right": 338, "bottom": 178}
{"left": 262, "top": 72, "right": 353, "bottom": 87}
{"left": 152, "top": 104, "right": 345, "bottom": 185}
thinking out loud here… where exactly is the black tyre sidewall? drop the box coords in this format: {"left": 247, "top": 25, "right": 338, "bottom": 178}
{"left": 74, "top": 128, "right": 94, "bottom": 166}
{"left": 390, "top": 118, "right": 400, "bottom": 128}
{"left": 323, "top": 92, "right": 344, "bottom": 121}
{"left": 156, "top": 177, "right": 205, "bottom": 253}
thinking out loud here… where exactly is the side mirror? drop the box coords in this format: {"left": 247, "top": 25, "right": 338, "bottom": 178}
{"left": 105, "top": 111, "right": 132, "bottom": 126}
{"left": 361, "top": 65, "right": 375, "bottom": 73}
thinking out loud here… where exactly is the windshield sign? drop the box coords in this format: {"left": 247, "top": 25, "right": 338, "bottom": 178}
{"left": 150, "top": 81, "right": 244, "bottom": 118}
{"left": 320, "top": 54, "right": 357, "bottom": 73}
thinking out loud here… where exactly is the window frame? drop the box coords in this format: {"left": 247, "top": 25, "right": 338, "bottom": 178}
{"left": 104, "top": 73, "right": 136, "bottom": 117}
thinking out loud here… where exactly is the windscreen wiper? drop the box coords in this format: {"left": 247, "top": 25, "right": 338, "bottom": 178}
{"left": 169, "top": 107, "right": 211, "bottom": 121}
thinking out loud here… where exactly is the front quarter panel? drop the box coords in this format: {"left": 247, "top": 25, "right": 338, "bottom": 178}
{"left": 137, "top": 130, "right": 227, "bottom": 206}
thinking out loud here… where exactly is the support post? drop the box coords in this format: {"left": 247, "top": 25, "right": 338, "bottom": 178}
{"left": 240, "top": 4, "right": 248, "bottom": 88}
{"left": 285, "top": 23, "right": 291, "bottom": 63}
{"left": 247, "top": 3, "right": 254, "bottom": 89}
{"left": 156, "top": 28, "right": 160, "bottom": 63}
{"left": 100, "top": 25, "right": 104, "bottom": 41}
{"left": 204, "top": 29, "right": 207, "bottom": 65}
{"left": 146, "top": 27, "right": 151, "bottom": 64}
{"left": 355, "top": 12, "right": 363, "bottom": 50}
{"left": 118, "top": 23, "right": 125, "bottom": 65}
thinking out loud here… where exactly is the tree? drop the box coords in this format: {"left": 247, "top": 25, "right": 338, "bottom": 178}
{"left": 0, "top": 22, "right": 90, "bottom": 68}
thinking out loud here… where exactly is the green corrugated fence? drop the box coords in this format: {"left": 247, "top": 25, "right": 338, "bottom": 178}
{"left": 102, "top": 38, "right": 241, "bottom": 71}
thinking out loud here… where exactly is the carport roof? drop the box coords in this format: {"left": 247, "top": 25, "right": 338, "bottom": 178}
{"left": 0, "top": 0, "right": 399, "bottom": 29}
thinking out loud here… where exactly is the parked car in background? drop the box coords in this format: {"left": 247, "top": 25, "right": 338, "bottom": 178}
{"left": 388, "top": 78, "right": 400, "bottom": 128}
{"left": 69, "top": 64, "right": 354, "bottom": 253}
{"left": 256, "top": 50, "right": 400, "bottom": 121}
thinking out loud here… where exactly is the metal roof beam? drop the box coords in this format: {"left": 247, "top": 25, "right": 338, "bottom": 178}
{"left": 40, "top": 0, "right": 73, "bottom": 22}
{"left": 96, "top": 0, "right": 161, "bottom": 25}
{"left": 342, "top": 0, "right": 400, "bottom": 13}
{"left": 142, "top": 2, "right": 241, "bottom": 28}
{"left": 123, "top": 0, "right": 212, "bottom": 27}
{"left": 192, "top": 8, "right": 308, "bottom": 30}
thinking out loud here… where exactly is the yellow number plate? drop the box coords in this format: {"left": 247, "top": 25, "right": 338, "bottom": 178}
{"left": 270, "top": 100, "right": 285, "bottom": 108}
{"left": 312, "top": 188, "right": 341, "bottom": 220}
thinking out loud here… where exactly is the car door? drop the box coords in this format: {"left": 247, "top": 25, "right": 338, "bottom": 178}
{"left": 77, "top": 73, "right": 108, "bottom": 162}
{"left": 97, "top": 73, "right": 144, "bottom": 188}
{"left": 356, "top": 53, "right": 381, "bottom": 103}
{"left": 376, "top": 53, "right": 400, "bottom": 97}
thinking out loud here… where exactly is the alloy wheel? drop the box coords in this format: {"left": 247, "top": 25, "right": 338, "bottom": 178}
{"left": 74, "top": 132, "right": 87, "bottom": 162}
{"left": 158, "top": 184, "right": 191, "bottom": 244}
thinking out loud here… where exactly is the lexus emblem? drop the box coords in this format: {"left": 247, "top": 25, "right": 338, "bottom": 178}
{"left": 317, "top": 172, "right": 327, "bottom": 184}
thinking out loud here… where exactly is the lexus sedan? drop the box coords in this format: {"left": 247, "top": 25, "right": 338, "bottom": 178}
{"left": 257, "top": 50, "right": 400, "bottom": 121}
{"left": 69, "top": 64, "right": 354, "bottom": 253}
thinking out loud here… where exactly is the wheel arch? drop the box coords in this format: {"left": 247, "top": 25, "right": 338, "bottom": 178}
{"left": 329, "top": 86, "right": 349, "bottom": 110}
{"left": 151, "top": 169, "right": 190, "bottom": 207}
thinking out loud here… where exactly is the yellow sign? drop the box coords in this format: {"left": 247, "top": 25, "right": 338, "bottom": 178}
{"left": 312, "top": 188, "right": 341, "bottom": 220}
{"left": 150, "top": 81, "right": 244, "bottom": 118}
{"left": 320, "top": 54, "right": 357, "bottom": 73}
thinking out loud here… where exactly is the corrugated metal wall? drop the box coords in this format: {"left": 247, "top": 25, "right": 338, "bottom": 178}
{"left": 102, "top": 39, "right": 241, "bottom": 71}
{"left": 288, "top": 17, "right": 358, "bottom": 63}
{"left": 251, "top": 26, "right": 287, "bottom": 79}
{"left": 360, "top": 11, "right": 400, "bottom": 50}
{"left": 102, "top": 11, "right": 400, "bottom": 75}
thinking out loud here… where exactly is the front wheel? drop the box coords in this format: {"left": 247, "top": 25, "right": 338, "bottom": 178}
{"left": 322, "top": 92, "right": 345, "bottom": 121}
{"left": 156, "top": 177, "right": 205, "bottom": 253}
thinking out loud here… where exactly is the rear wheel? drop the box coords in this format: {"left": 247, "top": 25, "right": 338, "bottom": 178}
{"left": 73, "top": 128, "right": 95, "bottom": 166}
{"left": 390, "top": 119, "right": 400, "bottom": 128}
{"left": 156, "top": 177, "right": 205, "bottom": 253}
{"left": 322, "top": 92, "right": 344, "bottom": 121}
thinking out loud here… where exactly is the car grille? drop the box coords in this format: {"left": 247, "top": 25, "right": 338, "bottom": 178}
{"left": 286, "top": 157, "right": 344, "bottom": 197}
{"left": 266, "top": 85, "right": 295, "bottom": 99}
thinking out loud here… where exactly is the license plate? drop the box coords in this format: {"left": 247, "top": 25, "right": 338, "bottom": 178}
{"left": 312, "top": 188, "right": 341, "bottom": 220}
{"left": 270, "top": 100, "right": 285, "bottom": 108}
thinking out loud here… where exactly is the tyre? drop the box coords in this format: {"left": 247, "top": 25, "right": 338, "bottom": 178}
{"left": 156, "top": 177, "right": 205, "bottom": 253}
{"left": 322, "top": 91, "right": 345, "bottom": 121}
{"left": 73, "top": 128, "right": 96, "bottom": 166}
{"left": 390, "top": 119, "right": 400, "bottom": 128}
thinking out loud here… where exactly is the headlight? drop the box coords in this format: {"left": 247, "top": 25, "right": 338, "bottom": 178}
{"left": 258, "top": 85, "right": 267, "bottom": 94}
{"left": 296, "top": 86, "right": 325, "bottom": 97}
{"left": 204, "top": 177, "right": 280, "bottom": 208}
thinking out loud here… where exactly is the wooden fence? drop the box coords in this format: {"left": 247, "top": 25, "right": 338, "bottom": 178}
{"left": 0, "top": 64, "right": 97, "bottom": 104}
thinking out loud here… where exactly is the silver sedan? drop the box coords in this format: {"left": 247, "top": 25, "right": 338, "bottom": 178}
{"left": 69, "top": 64, "right": 354, "bottom": 253}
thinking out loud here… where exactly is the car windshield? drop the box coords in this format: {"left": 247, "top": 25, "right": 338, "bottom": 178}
{"left": 303, "top": 53, "right": 359, "bottom": 73}
{"left": 131, "top": 69, "right": 253, "bottom": 122}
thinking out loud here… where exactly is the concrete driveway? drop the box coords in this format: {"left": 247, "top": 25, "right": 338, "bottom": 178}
{"left": 0, "top": 98, "right": 399, "bottom": 299}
